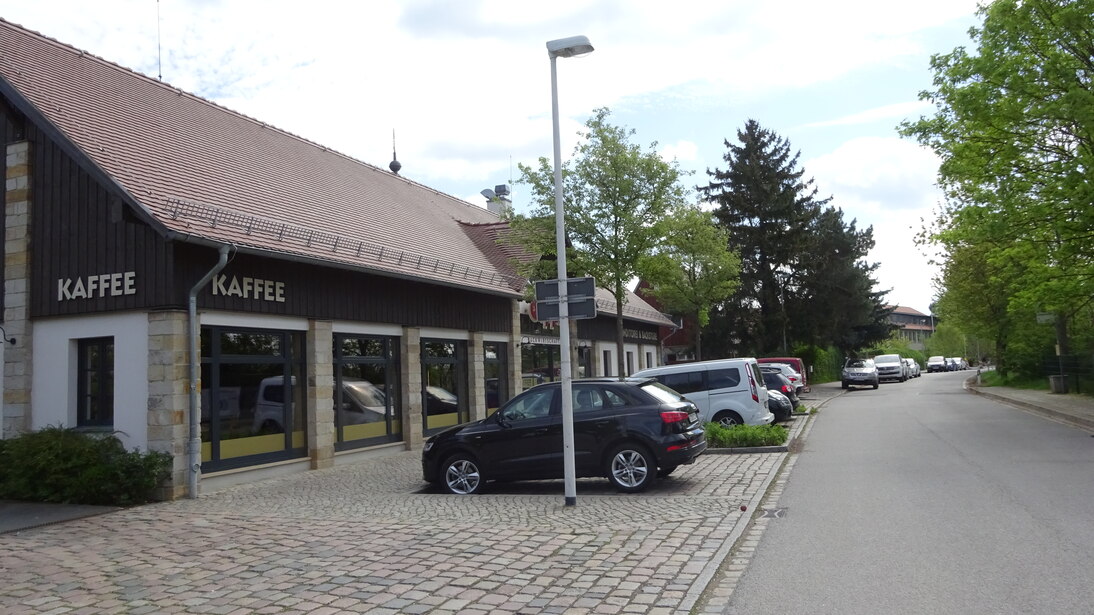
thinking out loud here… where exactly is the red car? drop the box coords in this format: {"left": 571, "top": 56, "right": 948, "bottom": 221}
{"left": 758, "top": 357, "right": 808, "bottom": 392}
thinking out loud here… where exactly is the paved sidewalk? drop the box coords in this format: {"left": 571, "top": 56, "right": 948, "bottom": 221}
{"left": 966, "top": 378, "right": 1094, "bottom": 432}
{"left": 1, "top": 405, "right": 832, "bottom": 615}
{"left": 4, "top": 381, "right": 1084, "bottom": 614}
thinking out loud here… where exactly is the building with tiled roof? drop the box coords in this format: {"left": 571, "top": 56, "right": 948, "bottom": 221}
{"left": 888, "top": 305, "right": 935, "bottom": 350}
{"left": 0, "top": 19, "right": 669, "bottom": 497}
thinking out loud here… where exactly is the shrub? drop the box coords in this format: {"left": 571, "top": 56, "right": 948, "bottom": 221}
{"left": 0, "top": 426, "right": 172, "bottom": 506}
{"left": 704, "top": 422, "right": 788, "bottom": 448}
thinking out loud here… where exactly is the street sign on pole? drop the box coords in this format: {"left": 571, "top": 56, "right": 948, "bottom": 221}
{"left": 534, "top": 276, "right": 597, "bottom": 321}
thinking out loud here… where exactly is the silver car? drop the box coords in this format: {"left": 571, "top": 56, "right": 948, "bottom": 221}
{"left": 842, "top": 358, "right": 880, "bottom": 389}
{"left": 873, "top": 354, "right": 907, "bottom": 382}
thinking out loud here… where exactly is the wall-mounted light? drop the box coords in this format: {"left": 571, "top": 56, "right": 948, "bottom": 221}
{"left": 0, "top": 325, "right": 16, "bottom": 345}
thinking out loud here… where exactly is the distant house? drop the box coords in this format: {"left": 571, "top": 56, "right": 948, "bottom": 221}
{"left": 888, "top": 306, "right": 935, "bottom": 350}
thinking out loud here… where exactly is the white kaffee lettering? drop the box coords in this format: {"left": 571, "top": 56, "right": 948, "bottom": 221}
{"left": 57, "top": 272, "right": 136, "bottom": 301}
{"left": 211, "top": 274, "right": 286, "bottom": 303}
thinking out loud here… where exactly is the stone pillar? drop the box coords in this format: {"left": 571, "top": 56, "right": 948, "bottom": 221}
{"left": 509, "top": 299, "right": 523, "bottom": 393}
{"left": 468, "top": 331, "right": 485, "bottom": 421}
{"left": 402, "top": 327, "right": 423, "bottom": 448}
{"left": 147, "top": 310, "right": 189, "bottom": 499}
{"left": 307, "top": 320, "right": 334, "bottom": 469}
{"left": 3, "top": 141, "right": 32, "bottom": 437}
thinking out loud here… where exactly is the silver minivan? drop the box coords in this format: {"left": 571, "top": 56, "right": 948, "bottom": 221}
{"left": 632, "top": 358, "right": 773, "bottom": 426}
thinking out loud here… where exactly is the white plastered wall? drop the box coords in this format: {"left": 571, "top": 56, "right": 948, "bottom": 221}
{"left": 597, "top": 342, "right": 616, "bottom": 378}
{"left": 32, "top": 312, "right": 149, "bottom": 449}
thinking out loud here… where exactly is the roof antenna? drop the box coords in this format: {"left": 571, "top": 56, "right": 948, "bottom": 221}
{"left": 389, "top": 129, "right": 402, "bottom": 175}
{"left": 157, "top": 0, "right": 162, "bottom": 80}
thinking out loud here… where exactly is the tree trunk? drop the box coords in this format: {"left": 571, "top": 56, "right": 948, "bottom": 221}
{"left": 615, "top": 311, "right": 626, "bottom": 379}
{"left": 693, "top": 309, "right": 703, "bottom": 361}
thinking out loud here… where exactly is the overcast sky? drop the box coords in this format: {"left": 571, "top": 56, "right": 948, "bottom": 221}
{"left": 3, "top": 0, "right": 983, "bottom": 315}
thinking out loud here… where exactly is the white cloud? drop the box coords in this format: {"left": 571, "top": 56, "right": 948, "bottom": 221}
{"left": 806, "top": 137, "right": 944, "bottom": 312}
{"left": 804, "top": 101, "right": 934, "bottom": 128}
{"left": 659, "top": 140, "right": 698, "bottom": 163}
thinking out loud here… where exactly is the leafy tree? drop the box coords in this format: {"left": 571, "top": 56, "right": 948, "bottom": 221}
{"left": 790, "top": 207, "right": 893, "bottom": 353}
{"left": 638, "top": 205, "right": 741, "bottom": 360}
{"left": 901, "top": 0, "right": 1094, "bottom": 372}
{"left": 516, "top": 108, "right": 689, "bottom": 376}
{"left": 700, "top": 119, "right": 889, "bottom": 356}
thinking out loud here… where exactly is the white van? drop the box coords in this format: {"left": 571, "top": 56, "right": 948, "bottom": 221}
{"left": 632, "top": 358, "right": 773, "bottom": 426}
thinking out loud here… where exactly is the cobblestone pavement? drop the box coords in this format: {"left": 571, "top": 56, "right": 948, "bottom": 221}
{"left": 0, "top": 412, "right": 819, "bottom": 615}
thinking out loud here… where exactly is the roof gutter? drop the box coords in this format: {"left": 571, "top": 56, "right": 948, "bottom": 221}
{"left": 187, "top": 243, "right": 230, "bottom": 499}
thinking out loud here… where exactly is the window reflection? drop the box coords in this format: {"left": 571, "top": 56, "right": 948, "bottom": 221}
{"left": 484, "top": 341, "right": 507, "bottom": 414}
{"left": 335, "top": 340, "right": 401, "bottom": 447}
{"left": 199, "top": 327, "right": 305, "bottom": 468}
{"left": 422, "top": 339, "right": 467, "bottom": 433}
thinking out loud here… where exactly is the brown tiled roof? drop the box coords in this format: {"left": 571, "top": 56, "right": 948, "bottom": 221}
{"left": 460, "top": 221, "right": 673, "bottom": 327}
{"left": 887, "top": 305, "right": 928, "bottom": 317}
{"left": 595, "top": 287, "right": 675, "bottom": 327}
{"left": 0, "top": 19, "right": 523, "bottom": 295}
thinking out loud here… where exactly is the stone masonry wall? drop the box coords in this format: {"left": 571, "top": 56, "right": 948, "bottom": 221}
{"left": 308, "top": 319, "right": 334, "bottom": 469}
{"left": 402, "top": 327, "right": 422, "bottom": 448}
{"left": 3, "top": 141, "right": 32, "bottom": 438}
{"left": 147, "top": 310, "right": 189, "bottom": 499}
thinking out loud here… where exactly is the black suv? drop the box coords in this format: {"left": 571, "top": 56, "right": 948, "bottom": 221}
{"left": 422, "top": 378, "right": 707, "bottom": 495}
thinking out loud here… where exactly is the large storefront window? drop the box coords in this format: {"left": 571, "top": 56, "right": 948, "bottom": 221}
{"left": 522, "top": 343, "right": 560, "bottom": 383}
{"left": 520, "top": 340, "right": 591, "bottom": 385}
{"left": 422, "top": 339, "right": 468, "bottom": 434}
{"left": 484, "top": 341, "right": 508, "bottom": 415}
{"left": 200, "top": 326, "right": 306, "bottom": 471}
{"left": 77, "top": 337, "right": 114, "bottom": 428}
{"left": 334, "top": 334, "right": 401, "bottom": 449}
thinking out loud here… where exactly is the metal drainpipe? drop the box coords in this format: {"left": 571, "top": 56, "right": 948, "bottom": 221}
{"left": 187, "top": 244, "right": 230, "bottom": 499}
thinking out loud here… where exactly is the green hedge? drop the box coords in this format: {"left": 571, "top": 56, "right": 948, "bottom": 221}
{"left": 0, "top": 426, "right": 172, "bottom": 506}
{"left": 704, "top": 422, "right": 788, "bottom": 448}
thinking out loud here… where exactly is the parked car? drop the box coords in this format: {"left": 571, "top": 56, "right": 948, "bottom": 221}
{"left": 758, "top": 357, "right": 808, "bottom": 392}
{"left": 947, "top": 357, "right": 969, "bottom": 371}
{"left": 253, "top": 376, "right": 387, "bottom": 434}
{"left": 872, "top": 354, "right": 907, "bottom": 382}
{"left": 761, "top": 371, "right": 801, "bottom": 409}
{"left": 759, "top": 363, "right": 805, "bottom": 396}
{"left": 632, "top": 358, "right": 773, "bottom": 427}
{"left": 767, "top": 388, "right": 793, "bottom": 422}
{"left": 903, "top": 358, "right": 921, "bottom": 378}
{"left": 421, "top": 378, "right": 707, "bottom": 495}
{"left": 841, "top": 358, "right": 879, "bottom": 389}
{"left": 926, "top": 356, "right": 946, "bottom": 373}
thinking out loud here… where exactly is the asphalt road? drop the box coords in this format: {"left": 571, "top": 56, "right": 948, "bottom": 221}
{"left": 726, "top": 370, "right": 1094, "bottom": 614}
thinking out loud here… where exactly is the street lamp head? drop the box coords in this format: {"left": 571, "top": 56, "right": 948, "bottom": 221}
{"left": 547, "top": 35, "right": 594, "bottom": 59}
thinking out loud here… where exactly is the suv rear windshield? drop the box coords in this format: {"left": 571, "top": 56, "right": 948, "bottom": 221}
{"left": 641, "top": 381, "right": 688, "bottom": 404}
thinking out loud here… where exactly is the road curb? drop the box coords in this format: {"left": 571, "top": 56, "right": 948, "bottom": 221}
{"left": 679, "top": 416, "right": 805, "bottom": 615}
{"left": 966, "top": 381, "right": 1094, "bottom": 432}
{"left": 705, "top": 445, "right": 788, "bottom": 454}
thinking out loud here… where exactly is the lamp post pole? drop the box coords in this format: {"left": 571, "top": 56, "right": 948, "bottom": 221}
{"left": 547, "top": 35, "right": 593, "bottom": 507}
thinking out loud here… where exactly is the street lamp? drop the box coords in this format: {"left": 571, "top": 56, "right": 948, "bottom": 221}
{"left": 547, "top": 34, "right": 593, "bottom": 507}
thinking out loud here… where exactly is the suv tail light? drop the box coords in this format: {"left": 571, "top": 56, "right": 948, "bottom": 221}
{"left": 781, "top": 384, "right": 793, "bottom": 395}
{"left": 660, "top": 410, "right": 690, "bottom": 424}
{"left": 748, "top": 368, "right": 759, "bottom": 402}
